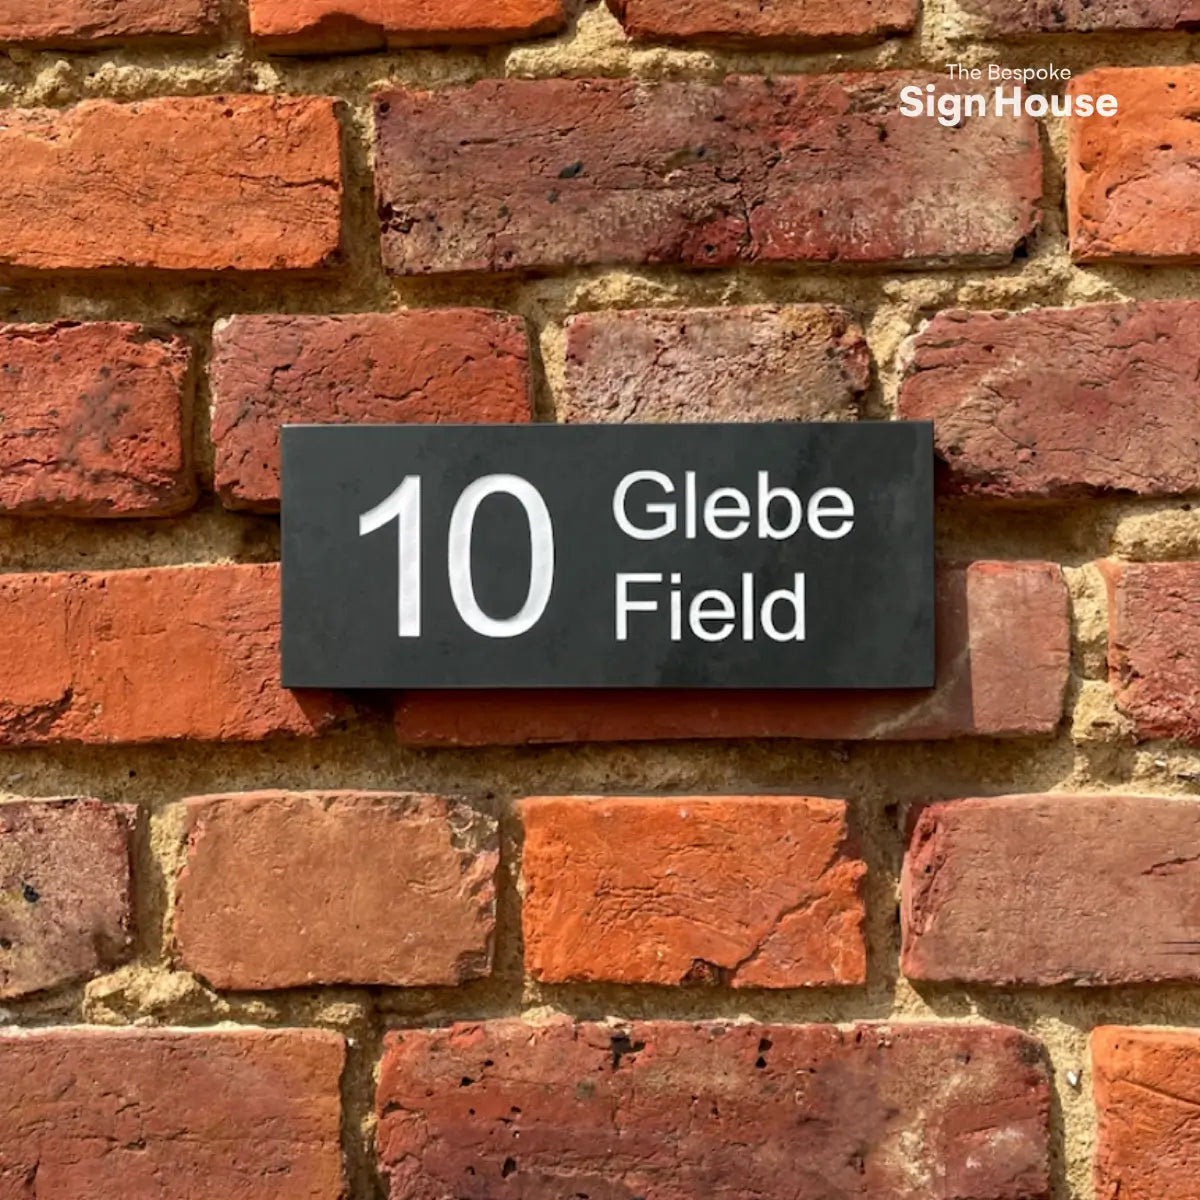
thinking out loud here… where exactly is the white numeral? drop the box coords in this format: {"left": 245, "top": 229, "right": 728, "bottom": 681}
{"left": 360, "top": 476, "right": 422, "bottom": 638}
{"left": 360, "top": 474, "right": 554, "bottom": 640}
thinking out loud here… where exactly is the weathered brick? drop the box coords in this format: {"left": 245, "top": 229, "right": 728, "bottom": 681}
{"left": 0, "top": 322, "right": 195, "bottom": 517}
{"left": 395, "top": 562, "right": 1069, "bottom": 745}
{"left": 521, "top": 796, "right": 864, "bottom": 987}
{"left": 212, "top": 311, "right": 532, "bottom": 511}
{"left": 961, "top": 0, "right": 1200, "bottom": 33}
{"left": 0, "top": 97, "right": 341, "bottom": 272}
{"left": 563, "top": 306, "right": 868, "bottom": 424}
{"left": 1093, "top": 1027, "right": 1200, "bottom": 1199}
{"left": 903, "top": 794, "right": 1200, "bottom": 986}
{"left": 607, "top": 0, "right": 916, "bottom": 45}
{"left": 375, "top": 76, "right": 1041, "bottom": 275}
{"left": 1102, "top": 560, "right": 1200, "bottom": 742}
{"left": 251, "top": 0, "right": 565, "bottom": 52}
{"left": 0, "top": 799, "right": 133, "bottom": 998}
{"left": 0, "top": 563, "right": 343, "bottom": 746}
{"left": 899, "top": 302, "right": 1200, "bottom": 498}
{"left": 0, "top": 1028, "right": 344, "bottom": 1198}
{"left": 175, "top": 792, "right": 497, "bottom": 989}
{"left": 0, "top": 0, "right": 219, "bottom": 44}
{"left": 377, "top": 1019, "right": 1051, "bottom": 1199}
{"left": 1069, "top": 67, "right": 1200, "bottom": 263}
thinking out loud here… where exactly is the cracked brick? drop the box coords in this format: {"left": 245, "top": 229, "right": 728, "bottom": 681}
{"left": 1093, "top": 1026, "right": 1200, "bottom": 1199}
{"left": 0, "top": 322, "right": 196, "bottom": 517}
{"left": 251, "top": 0, "right": 565, "bottom": 52}
{"left": 520, "top": 796, "right": 865, "bottom": 987}
{"left": 376, "top": 1018, "right": 1051, "bottom": 1199}
{"left": 899, "top": 302, "right": 1200, "bottom": 498}
{"left": 212, "top": 311, "right": 532, "bottom": 511}
{"left": 0, "top": 799, "right": 134, "bottom": 999}
{"left": 961, "top": 0, "right": 1200, "bottom": 34}
{"left": 606, "top": 0, "right": 917, "bottom": 46}
{"left": 1069, "top": 67, "right": 1200, "bottom": 262}
{"left": 564, "top": 305, "right": 868, "bottom": 424}
{"left": 0, "top": 564, "right": 344, "bottom": 746}
{"left": 0, "top": 0, "right": 219, "bottom": 44}
{"left": 0, "top": 1028, "right": 344, "bottom": 1198}
{"left": 903, "top": 794, "right": 1200, "bottom": 986}
{"left": 0, "top": 97, "right": 342, "bottom": 271}
{"left": 1101, "top": 560, "right": 1200, "bottom": 742}
{"left": 374, "top": 75, "right": 1041, "bottom": 275}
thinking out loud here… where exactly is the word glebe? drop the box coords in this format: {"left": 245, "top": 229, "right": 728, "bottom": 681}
{"left": 611, "top": 470, "right": 856, "bottom": 645}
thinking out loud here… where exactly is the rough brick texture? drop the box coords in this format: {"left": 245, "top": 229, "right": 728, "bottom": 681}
{"left": 1093, "top": 1027, "right": 1200, "bottom": 1199}
{"left": 521, "top": 796, "right": 865, "bottom": 987}
{"left": 962, "top": 0, "right": 1200, "bottom": 33}
{"left": 0, "top": 799, "right": 133, "bottom": 998}
{"left": 377, "top": 1019, "right": 1051, "bottom": 1199}
{"left": 606, "top": 0, "right": 917, "bottom": 45}
{"left": 1069, "top": 67, "right": 1200, "bottom": 263}
{"left": 0, "top": 322, "right": 195, "bottom": 517}
{"left": 563, "top": 305, "right": 868, "bottom": 424}
{"left": 175, "top": 792, "right": 497, "bottom": 989}
{"left": 0, "top": 1028, "right": 344, "bottom": 1198}
{"left": 395, "top": 561, "right": 1069, "bottom": 745}
{"left": 903, "top": 794, "right": 1200, "bottom": 986}
{"left": 251, "top": 0, "right": 566, "bottom": 52}
{"left": 1102, "top": 560, "right": 1200, "bottom": 743}
{"left": 0, "top": 563, "right": 342, "bottom": 746}
{"left": 899, "top": 302, "right": 1200, "bottom": 498}
{"left": 0, "top": 97, "right": 341, "bottom": 272}
{"left": 375, "top": 76, "right": 1041, "bottom": 275}
{"left": 0, "top": 0, "right": 219, "bottom": 44}
{"left": 212, "top": 310, "right": 531, "bottom": 511}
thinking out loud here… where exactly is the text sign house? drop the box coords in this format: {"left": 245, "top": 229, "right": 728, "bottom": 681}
{"left": 281, "top": 423, "right": 935, "bottom": 689}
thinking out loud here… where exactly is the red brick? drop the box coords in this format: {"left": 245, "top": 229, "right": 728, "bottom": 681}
{"left": 212, "top": 311, "right": 532, "bottom": 512}
{"left": 962, "top": 0, "right": 1200, "bottom": 33}
{"left": 607, "top": 0, "right": 916, "bottom": 45}
{"left": 375, "top": 76, "right": 1041, "bottom": 275}
{"left": 0, "top": 563, "right": 343, "bottom": 746}
{"left": 903, "top": 794, "right": 1200, "bottom": 986}
{"left": 1102, "top": 560, "right": 1200, "bottom": 742}
{"left": 521, "top": 796, "right": 864, "bottom": 987}
{"left": 395, "top": 562, "right": 1069, "bottom": 745}
{"left": 1069, "top": 68, "right": 1200, "bottom": 263}
{"left": 0, "top": 1027, "right": 344, "bottom": 1198}
{"left": 0, "top": 0, "right": 219, "bottom": 44}
{"left": 899, "top": 302, "right": 1200, "bottom": 498}
{"left": 563, "top": 305, "right": 868, "bottom": 424}
{"left": 251, "top": 0, "right": 565, "bottom": 52}
{"left": 0, "top": 322, "right": 195, "bottom": 517}
{"left": 377, "top": 1019, "right": 1051, "bottom": 1199}
{"left": 0, "top": 97, "right": 341, "bottom": 272}
{"left": 0, "top": 799, "right": 133, "bottom": 998}
{"left": 1093, "top": 1027, "right": 1200, "bottom": 1199}
{"left": 175, "top": 791, "right": 497, "bottom": 989}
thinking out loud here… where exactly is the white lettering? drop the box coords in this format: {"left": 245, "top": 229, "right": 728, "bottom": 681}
{"left": 616, "top": 573, "right": 661, "bottom": 641}
{"left": 613, "top": 470, "right": 676, "bottom": 540}
{"left": 761, "top": 574, "right": 806, "bottom": 643}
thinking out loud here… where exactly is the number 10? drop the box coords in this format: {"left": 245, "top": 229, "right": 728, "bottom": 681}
{"left": 359, "top": 474, "right": 555, "bottom": 640}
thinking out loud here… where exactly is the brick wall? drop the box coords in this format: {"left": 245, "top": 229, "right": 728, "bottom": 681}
{"left": 1, "top": 3, "right": 1199, "bottom": 1197}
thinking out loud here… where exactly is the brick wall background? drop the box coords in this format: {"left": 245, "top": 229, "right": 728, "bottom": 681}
{"left": 3, "top": 1, "right": 1200, "bottom": 1196}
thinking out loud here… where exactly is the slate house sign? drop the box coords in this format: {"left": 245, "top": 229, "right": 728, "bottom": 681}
{"left": 281, "top": 422, "right": 934, "bottom": 690}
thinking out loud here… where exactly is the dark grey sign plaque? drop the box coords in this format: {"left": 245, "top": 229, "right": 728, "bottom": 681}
{"left": 281, "top": 423, "right": 934, "bottom": 690}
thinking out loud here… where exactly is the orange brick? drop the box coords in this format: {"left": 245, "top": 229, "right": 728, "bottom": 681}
{"left": 0, "top": 97, "right": 341, "bottom": 271}
{"left": 0, "top": 564, "right": 344, "bottom": 745}
{"left": 521, "top": 796, "right": 865, "bottom": 987}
